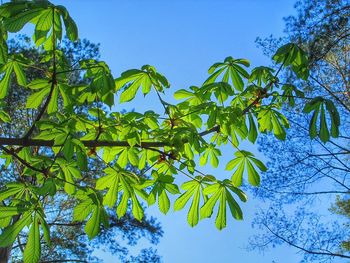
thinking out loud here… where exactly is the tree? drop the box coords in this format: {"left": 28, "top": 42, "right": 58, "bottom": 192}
{"left": 0, "top": 1, "right": 339, "bottom": 262}
{"left": 0, "top": 35, "right": 163, "bottom": 262}
{"left": 250, "top": 0, "right": 350, "bottom": 262}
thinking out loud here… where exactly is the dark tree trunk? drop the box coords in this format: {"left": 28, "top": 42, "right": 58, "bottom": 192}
{"left": 0, "top": 247, "right": 11, "bottom": 263}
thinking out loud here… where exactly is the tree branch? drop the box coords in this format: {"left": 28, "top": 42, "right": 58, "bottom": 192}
{"left": 263, "top": 222, "right": 350, "bottom": 259}
{"left": 0, "top": 146, "right": 46, "bottom": 174}
{"left": 0, "top": 137, "right": 170, "bottom": 148}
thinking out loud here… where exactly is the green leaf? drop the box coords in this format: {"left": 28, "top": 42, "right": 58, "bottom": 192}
{"left": 96, "top": 169, "right": 120, "bottom": 208}
{"left": 273, "top": 43, "right": 309, "bottom": 80}
{"left": 258, "top": 108, "right": 289, "bottom": 140}
{"left": 34, "top": 8, "right": 53, "bottom": 45}
{"left": 60, "top": 163, "right": 81, "bottom": 193}
{"left": 117, "top": 65, "right": 169, "bottom": 103}
{"left": 199, "top": 144, "right": 221, "bottom": 168}
{"left": 0, "top": 111, "right": 10, "bottom": 123}
{"left": 131, "top": 194, "right": 144, "bottom": 221}
{"left": 204, "top": 57, "right": 250, "bottom": 91}
{"left": 226, "top": 190, "right": 243, "bottom": 220}
{"left": 247, "top": 113, "right": 258, "bottom": 143}
{"left": 200, "top": 189, "right": 221, "bottom": 219}
{"left": 215, "top": 190, "right": 226, "bottom": 230}
{"left": 187, "top": 186, "right": 201, "bottom": 227}
{"left": 27, "top": 79, "right": 50, "bottom": 90}
{"left": 47, "top": 87, "right": 58, "bottom": 114}
{"left": 303, "top": 97, "right": 340, "bottom": 142}
{"left": 73, "top": 199, "right": 93, "bottom": 222}
{"left": 319, "top": 105, "right": 329, "bottom": 143}
{"left": 37, "top": 213, "right": 51, "bottom": 246}
{"left": 225, "top": 151, "right": 266, "bottom": 187}
{"left": 0, "top": 211, "right": 32, "bottom": 247}
{"left": 0, "top": 183, "right": 26, "bottom": 201}
{"left": 26, "top": 86, "right": 50, "bottom": 108}
{"left": 0, "top": 206, "right": 28, "bottom": 219}
{"left": 174, "top": 179, "right": 203, "bottom": 227}
{"left": 246, "top": 160, "right": 260, "bottom": 186}
{"left": 147, "top": 172, "right": 179, "bottom": 214}
{"left": 174, "top": 191, "right": 194, "bottom": 211}
{"left": 85, "top": 208, "right": 100, "bottom": 239}
{"left": 13, "top": 61, "right": 26, "bottom": 86}
{"left": 158, "top": 190, "right": 170, "bottom": 214}
{"left": 23, "top": 215, "right": 41, "bottom": 263}
{"left": 4, "top": 9, "right": 43, "bottom": 33}
{"left": 117, "top": 149, "right": 128, "bottom": 168}
{"left": 116, "top": 191, "right": 129, "bottom": 218}
{"left": 119, "top": 78, "right": 142, "bottom": 102}
{"left": 57, "top": 5, "right": 78, "bottom": 41}
{"left": 0, "top": 64, "right": 13, "bottom": 99}
{"left": 174, "top": 89, "right": 194, "bottom": 100}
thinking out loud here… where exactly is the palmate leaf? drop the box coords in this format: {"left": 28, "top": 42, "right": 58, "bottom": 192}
{"left": 116, "top": 65, "right": 170, "bottom": 103}
{"left": 273, "top": 43, "right": 309, "bottom": 80}
{"left": 200, "top": 180, "right": 247, "bottom": 230}
{"left": 75, "top": 60, "right": 115, "bottom": 107}
{"left": 225, "top": 150, "right": 267, "bottom": 187}
{"left": 13, "top": 60, "right": 27, "bottom": 86}
{"left": 0, "top": 183, "right": 27, "bottom": 201}
{"left": 200, "top": 82, "right": 234, "bottom": 104}
{"left": 26, "top": 78, "right": 73, "bottom": 114}
{"left": 96, "top": 167, "right": 121, "bottom": 208}
{"left": 0, "top": 1, "right": 78, "bottom": 52}
{"left": 199, "top": 144, "right": 221, "bottom": 168}
{"left": 281, "top": 84, "right": 304, "bottom": 106}
{"left": 174, "top": 176, "right": 212, "bottom": 227}
{"left": 249, "top": 66, "right": 274, "bottom": 86}
{"left": 96, "top": 167, "right": 146, "bottom": 221}
{"left": 26, "top": 86, "right": 50, "bottom": 108}
{"left": 174, "top": 86, "right": 207, "bottom": 106}
{"left": 73, "top": 190, "right": 108, "bottom": 239}
{"left": 26, "top": 79, "right": 51, "bottom": 109}
{"left": 58, "top": 160, "right": 82, "bottom": 195}
{"left": 147, "top": 171, "right": 180, "bottom": 214}
{"left": 73, "top": 198, "right": 94, "bottom": 222}
{"left": 0, "top": 55, "right": 29, "bottom": 98}
{"left": 36, "top": 212, "right": 51, "bottom": 246}
{"left": 257, "top": 107, "right": 290, "bottom": 140}
{"left": 303, "top": 97, "right": 340, "bottom": 143}
{"left": 116, "top": 147, "right": 140, "bottom": 168}
{"left": 204, "top": 56, "right": 250, "bottom": 91}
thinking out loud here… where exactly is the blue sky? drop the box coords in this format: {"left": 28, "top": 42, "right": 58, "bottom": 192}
{"left": 55, "top": 1, "right": 299, "bottom": 262}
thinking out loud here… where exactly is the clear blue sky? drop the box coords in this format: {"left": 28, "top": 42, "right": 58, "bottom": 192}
{"left": 55, "top": 1, "right": 299, "bottom": 262}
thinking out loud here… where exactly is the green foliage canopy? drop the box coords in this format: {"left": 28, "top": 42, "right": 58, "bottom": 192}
{"left": 0, "top": 1, "right": 341, "bottom": 262}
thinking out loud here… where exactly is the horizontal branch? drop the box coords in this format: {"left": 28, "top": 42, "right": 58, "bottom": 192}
{"left": 0, "top": 137, "right": 169, "bottom": 148}
{"left": 0, "top": 125, "right": 222, "bottom": 149}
